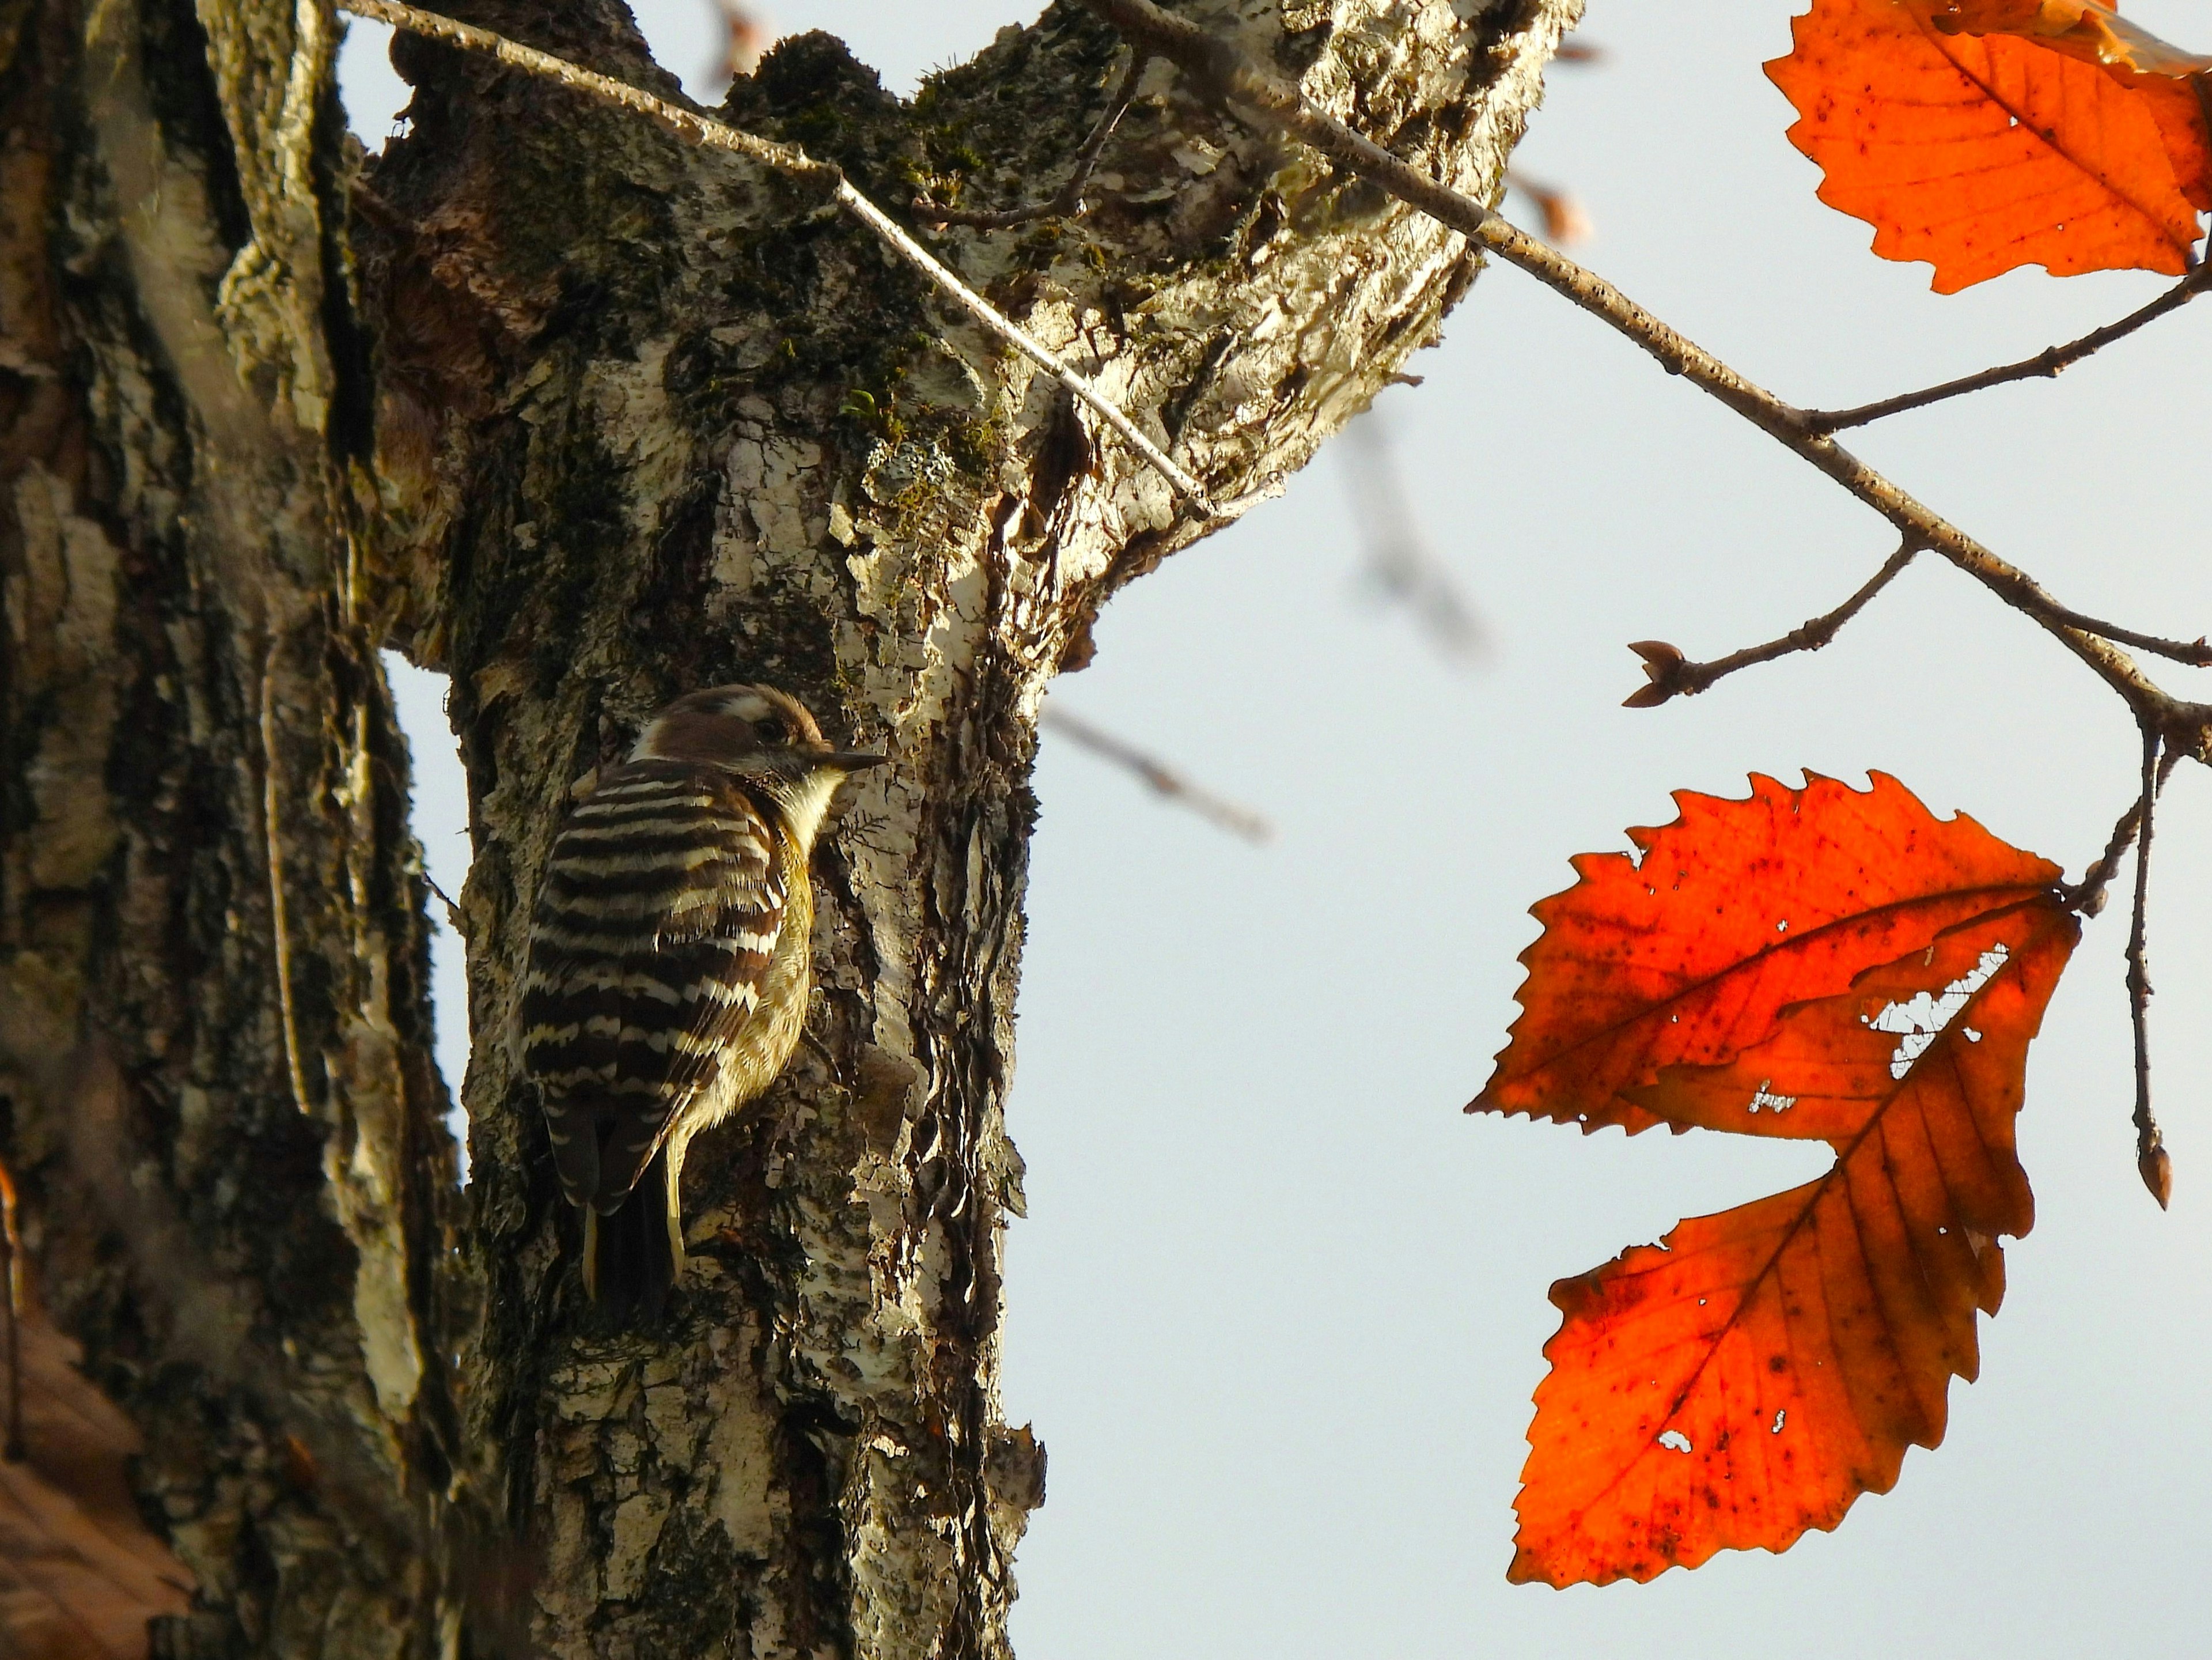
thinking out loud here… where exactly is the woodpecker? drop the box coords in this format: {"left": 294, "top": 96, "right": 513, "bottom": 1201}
{"left": 512, "top": 684, "right": 884, "bottom": 1321}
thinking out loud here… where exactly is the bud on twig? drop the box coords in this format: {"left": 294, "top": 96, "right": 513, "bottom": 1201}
{"left": 2139, "top": 1141, "right": 2173, "bottom": 1209}
{"left": 1623, "top": 640, "right": 1688, "bottom": 708}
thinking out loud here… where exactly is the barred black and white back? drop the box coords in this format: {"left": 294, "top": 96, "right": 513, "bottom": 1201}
{"left": 520, "top": 759, "right": 786, "bottom": 1199}
{"left": 512, "top": 685, "right": 881, "bottom": 1321}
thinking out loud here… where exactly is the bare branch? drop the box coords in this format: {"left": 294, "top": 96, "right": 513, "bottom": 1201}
{"left": 1805, "top": 269, "right": 2212, "bottom": 433}
{"left": 914, "top": 52, "right": 1143, "bottom": 229}
{"left": 1624, "top": 539, "right": 1918, "bottom": 708}
{"left": 2126, "top": 731, "right": 2171, "bottom": 1209}
{"left": 337, "top": 1, "right": 1233, "bottom": 516}
{"left": 1041, "top": 707, "right": 1273, "bottom": 843}
{"left": 1074, "top": 0, "right": 2212, "bottom": 755}
{"left": 1339, "top": 417, "right": 1488, "bottom": 665}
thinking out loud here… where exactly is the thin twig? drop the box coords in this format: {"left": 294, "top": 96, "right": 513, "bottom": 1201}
{"left": 336, "top": 0, "right": 1233, "bottom": 517}
{"left": 2036, "top": 608, "right": 2212, "bottom": 669}
{"left": 2066, "top": 797, "right": 2146, "bottom": 919}
{"left": 423, "top": 870, "right": 467, "bottom": 936}
{"left": 1074, "top": 0, "right": 2212, "bottom": 754}
{"left": 2126, "top": 729, "right": 2171, "bottom": 1209}
{"left": 1624, "top": 539, "right": 1918, "bottom": 708}
{"left": 914, "top": 52, "right": 1144, "bottom": 228}
{"left": 1042, "top": 706, "right": 1273, "bottom": 843}
{"left": 1805, "top": 269, "right": 2212, "bottom": 433}
{"left": 2063, "top": 747, "right": 2180, "bottom": 917}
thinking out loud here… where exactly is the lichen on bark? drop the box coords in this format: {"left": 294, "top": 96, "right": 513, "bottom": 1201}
{"left": 2, "top": 0, "right": 1576, "bottom": 1654}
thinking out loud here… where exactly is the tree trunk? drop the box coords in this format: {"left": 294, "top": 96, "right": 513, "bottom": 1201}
{"left": 0, "top": 0, "right": 465, "bottom": 1653}
{"left": 0, "top": 0, "right": 1574, "bottom": 1655}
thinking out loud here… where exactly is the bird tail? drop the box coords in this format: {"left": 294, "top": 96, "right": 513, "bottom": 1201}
{"left": 584, "top": 1148, "right": 680, "bottom": 1325}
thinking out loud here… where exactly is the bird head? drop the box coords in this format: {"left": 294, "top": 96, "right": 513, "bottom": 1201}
{"left": 632, "top": 683, "right": 885, "bottom": 840}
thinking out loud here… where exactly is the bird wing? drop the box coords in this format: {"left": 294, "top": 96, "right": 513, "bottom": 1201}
{"left": 515, "top": 760, "right": 788, "bottom": 1213}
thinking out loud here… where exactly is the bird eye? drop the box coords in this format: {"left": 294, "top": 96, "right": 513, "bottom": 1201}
{"left": 755, "top": 719, "right": 785, "bottom": 744}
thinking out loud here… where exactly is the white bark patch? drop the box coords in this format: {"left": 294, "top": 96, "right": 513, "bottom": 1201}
{"left": 327, "top": 729, "right": 429, "bottom": 1423}
{"left": 703, "top": 1346, "right": 783, "bottom": 1557}
{"left": 605, "top": 1491, "right": 672, "bottom": 1601}
{"left": 755, "top": 441, "right": 825, "bottom": 562}
{"left": 329, "top": 992, "right": 428, "bottom": 1420}
{"left": 1863, "top": 944, "right": 2011, "bottom": 1079}
{"left": 589, "top": 338, "right": 684, "bottom": 528}
{"left": 714, "top": 422, "right": 830, "bottom": 613}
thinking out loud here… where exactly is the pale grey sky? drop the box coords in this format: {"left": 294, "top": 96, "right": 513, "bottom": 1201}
{"left": 346, "top": 4, "right": 2212, "bottom": 1654}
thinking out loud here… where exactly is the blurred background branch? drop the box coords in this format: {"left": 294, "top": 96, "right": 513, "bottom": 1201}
{"left": 1040, "top": 706, "right": 1274, "bottom": 844}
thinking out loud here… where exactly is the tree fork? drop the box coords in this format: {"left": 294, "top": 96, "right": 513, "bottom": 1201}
{"left": 2, "top": 0, "right": 1577, "bottom": 1653}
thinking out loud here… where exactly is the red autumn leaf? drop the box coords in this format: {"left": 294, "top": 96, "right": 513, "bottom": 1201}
{"left": 1929, "top": 0, "right": 2212, "bottom": 80}
{"left": 1926, "top": 1, "right": 2212, "bottom": 208}
{"left": 1471, "top": 772, "right": 2062, "bottom": 1137}
{"left": 1, "top": 1160, "right": 194, "bottom": 1659}
{"left": 1767, "top": 0, "right": 2210, "bottom": 290}
{"left": 1472, "top": 777, "right": 2080, "bottom": 1586}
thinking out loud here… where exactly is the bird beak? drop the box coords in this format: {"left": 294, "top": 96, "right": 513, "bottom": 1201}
{"left": 820, "top": 750, "right": 889, "bottom": 773}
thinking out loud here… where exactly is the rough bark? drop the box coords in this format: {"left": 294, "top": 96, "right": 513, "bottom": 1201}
{"left": 0, "top": 0, "right": 464, "bottom": 1654}
{"left": 1, "top": 0, "right": 1575, "bottom": 1655}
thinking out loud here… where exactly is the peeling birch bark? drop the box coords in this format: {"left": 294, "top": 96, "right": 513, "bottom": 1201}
{"left": 2, "top": 0, "right": 1576, "bottom": 1654}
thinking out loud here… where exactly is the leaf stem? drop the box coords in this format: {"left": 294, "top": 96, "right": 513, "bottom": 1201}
{"left": 2066, "top": 799, "right": 2146, "bottom": 921}
{"left": 2061, "top": 742, "right": 2179, "bottom": 919}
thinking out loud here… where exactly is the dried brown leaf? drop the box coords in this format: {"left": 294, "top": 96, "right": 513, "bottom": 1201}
{"left": 1, "top": 1162, "right": 192, "bottom": 1660}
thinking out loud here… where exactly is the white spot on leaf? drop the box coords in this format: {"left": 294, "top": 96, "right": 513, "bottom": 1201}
{"left": 1748, "top": 1079, "right": 1796, "bottom": 1114}
{"left": 1658, "top": 1430, "right": 1694, "bottom": 1454}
